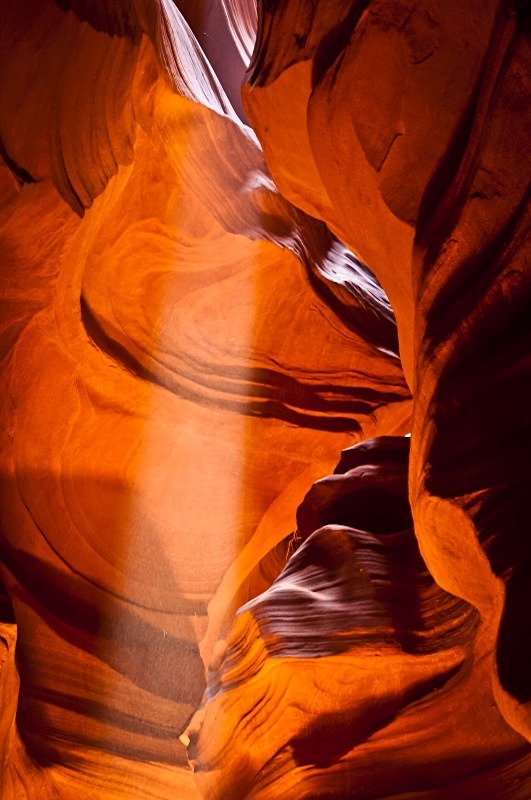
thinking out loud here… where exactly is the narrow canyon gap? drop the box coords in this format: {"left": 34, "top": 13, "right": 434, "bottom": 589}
{"left": 0, "top": 1, "right": 530, "bottom": 798}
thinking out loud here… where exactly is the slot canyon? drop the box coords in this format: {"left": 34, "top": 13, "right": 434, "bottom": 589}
{"left": 0, "top": 1, "right": 530, "bottom": 797}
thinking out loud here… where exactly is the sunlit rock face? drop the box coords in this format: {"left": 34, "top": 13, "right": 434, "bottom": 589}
{"left": 0, "top": 0, "right": 410, "bottom": 797}
{"left": 0, "top": 1, "right": 529, "bottom": 799}
{"left": 242, "top": 0, "right": 531, "bottom": 768}
{"left": 189, "top": 439, "right": 531, "bottom": 799}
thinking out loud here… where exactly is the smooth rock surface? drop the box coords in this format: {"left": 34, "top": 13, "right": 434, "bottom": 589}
{"left": 1, "top": 0, "right": 529, "bottom": 798}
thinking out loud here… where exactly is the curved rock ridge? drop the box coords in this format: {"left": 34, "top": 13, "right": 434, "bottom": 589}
{"left": 52, "top": 0, "right": 144, "bottom": 39}
{"left": 164, "top": 0, "right": 257, "bottom": 122}
{"left": 221, "top": 439, "right": 479, "bottom": 663}
{"left": 0, "top": 0, "right": 139, "bottom": 215}
{"left": 78, "top": 114, "right": 406, "bottom": 432}
{"left": 242, "top": 0, "right": 531, "bottom": 743}
{"left": 188, "top": 438, "right": 531, "bottom": 798}
{"left": 296, "top": 435, "right": 413, "bottom": 540}
{"left": 0, "top": 1, "right": 411, "bottom": 797}
{"left": 1, "top": 0, "right": 529, "bottom": 796}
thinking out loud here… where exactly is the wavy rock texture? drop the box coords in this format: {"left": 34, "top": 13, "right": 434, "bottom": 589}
{"left": 0, "top": 1, "right": 410, "bottom": 797}
{"left": 0, "top": 0, "right": 529, "bottom": 798}
{"left": 190, "top": 0, "right": 530, "bottom": 796}
{"left": 189, "top": 439, "right": 531, "bottom": 799}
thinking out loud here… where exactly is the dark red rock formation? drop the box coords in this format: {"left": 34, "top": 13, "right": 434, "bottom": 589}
{"left": 241, "top": 0, "right": 531, "bottom": 750}
{"left": 0, "top": 1, "right": 410, "bottom": 797}
{"left": 188, "top": 439, "right": 531, "bottom": 799}
{"left": 0, "top": 0, "right": 529, "bottom": 798}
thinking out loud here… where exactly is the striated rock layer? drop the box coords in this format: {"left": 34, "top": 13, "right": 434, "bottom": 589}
{"left": 0, "top": 0, "right": 410, "bottom": 797}
{"left": 193, "top": 0, "right": 531, "bottom": 796}
{"left": 189, "top": 439, "right": 531, "bottom": 798}
{"left": 1, "top": 0, "right": 530, "bottom": 798}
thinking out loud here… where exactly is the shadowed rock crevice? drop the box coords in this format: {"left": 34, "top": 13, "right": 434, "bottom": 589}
{"left": 189, "top": 438, "right": 486, "bottom": 799}
{"left": 0, "top": 573, "right": 15, "bottom": 623}
{"left": 1, "top": 0, "right": 530, "bottom": 797}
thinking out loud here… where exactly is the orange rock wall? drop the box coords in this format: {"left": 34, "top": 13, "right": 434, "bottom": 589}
{"left": 0, "top": 1, "right": 529, "bottom": 798}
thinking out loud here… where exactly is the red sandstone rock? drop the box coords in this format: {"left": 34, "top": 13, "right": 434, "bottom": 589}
{"left": 189, "top": 439, "right": 530, "bottom": 799}
{"left": 242, "top": 0, "right": 531, "bottom": 746}
{"left": 1, "top": 0, "right": 530, "bottom": 798}
{"left": 0, "top": 1, "right": 411, "bottom": 797}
